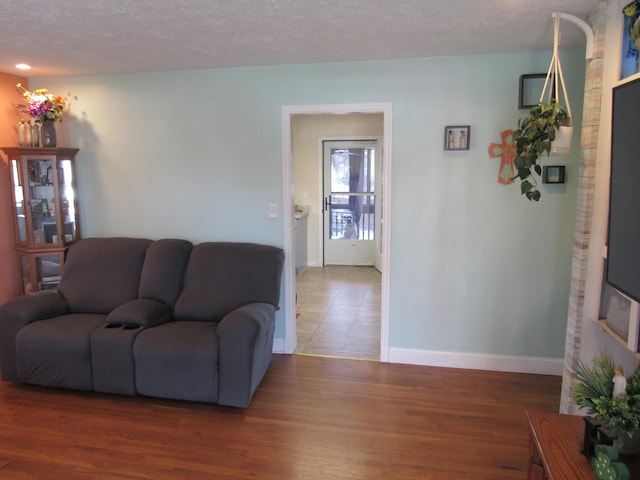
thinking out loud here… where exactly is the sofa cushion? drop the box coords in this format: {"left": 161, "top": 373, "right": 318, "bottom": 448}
{"left": 138, "top": 239, "right": 193, "bottom": 306}
{"left": 174, "top": 242, "right": 284, "bottom": 322}
{"left": 133, "top": 321, "right": 219, "bottom": 403}
{"left": 58, "top": 237, "right": 152, "bottom": 314}
{"left": 16, "top": 313, "right": 107, "bottom": 390}
{"left": 107, "top": 299, "right": 172, "bottom": 328}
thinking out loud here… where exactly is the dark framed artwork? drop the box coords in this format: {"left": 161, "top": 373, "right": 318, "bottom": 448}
{"left": 519, "top": 74, "right": 548, "bottom": 109}
{"left": 542, "top": 165, "right": 566, "bottom": 184}
{"left": 444, "top": 125, "right": 470, "bottom": 151}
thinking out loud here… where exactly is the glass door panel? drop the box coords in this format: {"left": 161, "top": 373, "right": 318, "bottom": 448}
{"left": 328, "top": 194, "right": 375, "bottom": 240}
{"left": 11, "top": 160, "right": 27, "bottom": 243}
{"left": 38, "top": 255, "right": 62, "bottom": 290}
{"left": 27, "top": 159, "right": 56, "bottom": 245}
{"left": 323, "top": 141, "right": 378, "bottom": 265}
{"left": 19, "top": 253, "right": 63, "bottom": 293}
{"left": 59, "top": 159, "right": 77, "bottom": 242}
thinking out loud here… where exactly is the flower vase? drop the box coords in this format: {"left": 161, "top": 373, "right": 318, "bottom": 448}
{"left": 18, "top": 121, "right": 27, "bottom": 146}
{"left": 30, "top": 122, "right": 40, "bottom": 147}
{"left": 40, "top": 120, "right": 56, "bottom": 148}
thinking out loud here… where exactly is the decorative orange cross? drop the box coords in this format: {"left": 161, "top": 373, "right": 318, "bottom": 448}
{"left": 488, "top": 130, "right": 516, "bottom": 185}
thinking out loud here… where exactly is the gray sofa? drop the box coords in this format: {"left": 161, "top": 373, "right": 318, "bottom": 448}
{"left": 0, "top": 237, "right": 285, "bottom": 408}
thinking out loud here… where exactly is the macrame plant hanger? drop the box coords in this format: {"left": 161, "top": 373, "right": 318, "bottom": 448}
{"left": 540, "top": 13, "right": 573, "bottom": 155}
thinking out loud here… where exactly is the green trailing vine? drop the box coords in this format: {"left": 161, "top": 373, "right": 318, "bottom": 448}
{"left": 512, "top": 99, "right": 569, "bottom": 201}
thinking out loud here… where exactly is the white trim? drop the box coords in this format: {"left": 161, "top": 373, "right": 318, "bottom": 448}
{"left": 389, "top": 347, "right": 563, "bottom": 376}
{"left": 274, "top": 342, "right": 563, "bottom": 375}
{"left": 281, "top": 108, "right": 297, "bottom": 354}
{"left": 379, "top": 105, "right": 392, "bottom": 363}
{"left": 552, "top": 12, "right": 594, "bottom": 60}
{"left": 584, "top": 0, "right": 627, "bottom": 341}
{"left": 272, "top": 337, "right": 286, "bottom": 354}
{"left": 280, "top": 103, "right": 393, "bottom": 360}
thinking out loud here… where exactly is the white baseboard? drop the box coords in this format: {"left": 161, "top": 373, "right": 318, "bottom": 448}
{"left": 272, "top": 342, "right": 562, "bottom": 376}
{"left": 273, "top": 336, "right": 296, "bottom": 354}
{"left": 388, "top": 347, "right": 563, "bottom": 376}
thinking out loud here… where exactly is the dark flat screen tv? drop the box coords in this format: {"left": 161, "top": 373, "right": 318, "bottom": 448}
{"left": 607, "top": 77, "right": 640, "bottom": 304}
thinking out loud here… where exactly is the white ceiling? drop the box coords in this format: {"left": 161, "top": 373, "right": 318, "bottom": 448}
{"left": 0, "top": 0, "right": 598, "bottom": 78}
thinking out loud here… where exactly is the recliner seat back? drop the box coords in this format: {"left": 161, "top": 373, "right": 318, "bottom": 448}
{"left": 137, "top": 238, "right": 193, "bottom": 306}
{"left": 58, "top": 237, "right": 152, "bottom": 314}
{"left": 174, "top": 242, "right": 285, "bottom": 322}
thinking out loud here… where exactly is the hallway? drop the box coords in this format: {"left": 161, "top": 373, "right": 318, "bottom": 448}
{"left": 295, "top": 266, "right": 381, "bottom": 360}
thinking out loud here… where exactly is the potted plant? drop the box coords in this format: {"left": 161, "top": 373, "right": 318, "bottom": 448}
{"left": 512, "top": 99, "right": 570, "bottom": 201}
{"left": 573, "top": 353, "right": 640, "bottom": 453}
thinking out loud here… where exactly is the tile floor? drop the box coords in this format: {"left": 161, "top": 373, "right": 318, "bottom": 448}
{"left": 295, "top": 266, "right": 381, "bottom": 360}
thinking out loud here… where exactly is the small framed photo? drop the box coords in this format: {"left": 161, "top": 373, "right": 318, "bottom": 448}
{"left": 519, "top": 74, "right": 547, "bottom": 109}
{"left": 542, "top": 165, "right": 566, "bottom": 184}
{"left": 444, "top": 126, "right": 470, "bottom": 151}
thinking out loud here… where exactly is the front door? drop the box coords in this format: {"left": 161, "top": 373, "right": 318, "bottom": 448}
{"left": 322, "top": 140, "right": 380, "bottom": 266}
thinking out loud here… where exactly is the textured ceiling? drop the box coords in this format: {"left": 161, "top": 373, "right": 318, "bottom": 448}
{"left": 0, "top": 0, "right": 598, "bottom": 78}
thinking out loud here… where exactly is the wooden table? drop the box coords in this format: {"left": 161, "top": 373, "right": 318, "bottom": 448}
{"left": 526, "top": 410, "right": 640, "bottom": 480}
{"left": 526, "top": 410, "right": 593, "bottom": 480}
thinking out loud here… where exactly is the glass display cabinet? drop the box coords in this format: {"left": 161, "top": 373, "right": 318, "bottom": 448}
{"left": 1, "top": 147, "right": 80, "bottom": 293}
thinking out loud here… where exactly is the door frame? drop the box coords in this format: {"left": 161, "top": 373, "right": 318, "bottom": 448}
{"left": 280, "top": 103, "right": 392, "bottom": 362}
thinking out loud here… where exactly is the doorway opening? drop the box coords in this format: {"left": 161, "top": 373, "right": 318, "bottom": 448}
{"left": 281, "top": 103, "right": 392, "bottom": 362}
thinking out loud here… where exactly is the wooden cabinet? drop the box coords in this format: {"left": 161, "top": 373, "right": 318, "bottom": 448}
{"left": 1, "top": 147, "right": 80, "bottom": 293}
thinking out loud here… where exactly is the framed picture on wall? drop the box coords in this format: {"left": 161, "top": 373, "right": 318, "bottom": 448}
{"left": 444, "top": 125, "right": 470, "bottom": 151}
{"left": 542, "top": 165, "right": 566, "bottom": 184}
{"left": 519, "top": 73, "right": 548, "bottom": 109}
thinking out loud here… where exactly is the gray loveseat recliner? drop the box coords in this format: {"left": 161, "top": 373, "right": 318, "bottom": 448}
{"left": 0, "top": 237, "right": 285, "bottom": 408}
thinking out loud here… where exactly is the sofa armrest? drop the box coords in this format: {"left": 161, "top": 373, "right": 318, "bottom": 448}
{"left": 107, "top": 299, "right": 172, "bottom": 328}
{"left": 216, "top": 302, "right": 276, "bottom": 407}
{"left": 0, "top": 290, "right": 70, "bottom": 381}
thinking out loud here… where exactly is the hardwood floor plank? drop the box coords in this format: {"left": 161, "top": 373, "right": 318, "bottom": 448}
{"left": 0, "top": 354, "right": 561, "bottom": 479}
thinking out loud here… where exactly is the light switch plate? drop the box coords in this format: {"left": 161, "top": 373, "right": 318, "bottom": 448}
{"left": 268, "top": 203, "right": 278, "bottom": 218}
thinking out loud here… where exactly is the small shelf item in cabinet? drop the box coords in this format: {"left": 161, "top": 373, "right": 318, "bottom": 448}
{"left": 1, "top": 147, "right": 80, "bottom": 293}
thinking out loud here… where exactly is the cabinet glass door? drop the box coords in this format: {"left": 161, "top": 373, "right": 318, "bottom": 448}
{"left": 11, "top": 160, "right": 26, "bottom": 243}
{"left": 19, "top": 253, "right": 62, "bottom": 293}
{"left": 59, "top": 159, "right": 77, "bottom": 242}
{"left": 27, "top": 158, "right": 57, "bottom": 245}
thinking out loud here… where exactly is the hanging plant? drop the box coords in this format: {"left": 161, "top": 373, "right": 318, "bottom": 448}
{"left": 512, "top": 99, "right": 569, "bottom": 201}
{"left": 511, "top": 14, "right": 573, "bottom": 201}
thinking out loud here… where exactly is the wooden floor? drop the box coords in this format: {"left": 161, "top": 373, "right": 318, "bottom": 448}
{"left": 0, "top": 354, "right": 561, "bottom": 479}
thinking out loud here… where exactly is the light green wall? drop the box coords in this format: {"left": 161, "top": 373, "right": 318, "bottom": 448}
{"left": 36, "top": 50, "right": 585, "bottom": 361}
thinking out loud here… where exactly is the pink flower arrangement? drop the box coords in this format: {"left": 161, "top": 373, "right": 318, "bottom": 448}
{"left": 16, "top": 83, "right": 68, "bottom": 123}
